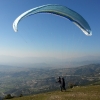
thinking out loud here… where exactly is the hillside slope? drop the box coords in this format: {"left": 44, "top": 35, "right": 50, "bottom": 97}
{"left": 11, "top": 85, "right": 100, "bottom": 100}
{"left": 1, "top": 64, "right": 100, "bottom": 97}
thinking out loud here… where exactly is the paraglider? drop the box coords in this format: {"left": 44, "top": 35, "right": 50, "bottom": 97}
{"left": 13, "top": 4, "right": 92, "bottom": 36}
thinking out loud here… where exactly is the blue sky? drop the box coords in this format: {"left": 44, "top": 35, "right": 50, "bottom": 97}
{"left": 0, "top": 0, "right": 100, "bottom": 64}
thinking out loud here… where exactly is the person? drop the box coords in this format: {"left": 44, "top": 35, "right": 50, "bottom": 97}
{"left": 56, "top": 77, "right": 62, "bottom": 91}
{"left": 57, "top": 76, "right": 61, "bottom": 84}
{"left": 61, "top": 77, "right": 66, "bottom": 91}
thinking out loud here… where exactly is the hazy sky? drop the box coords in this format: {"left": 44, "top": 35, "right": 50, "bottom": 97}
{"left": 0, "top": 0, "right": 100, "bottom": 61}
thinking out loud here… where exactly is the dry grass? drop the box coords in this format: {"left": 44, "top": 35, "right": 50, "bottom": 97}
{"left": 12, "top": 85, "right": 100, "bottom": 100}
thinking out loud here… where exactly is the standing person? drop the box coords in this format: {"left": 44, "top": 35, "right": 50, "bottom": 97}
{"left": 61, "top": 77, "right": 66, "bottom": 91}
{"left": 58, "top": 76, "right": 61, "bottom": 84}
{"left": 56, "top": 76, "right": 62, "bottom": 91}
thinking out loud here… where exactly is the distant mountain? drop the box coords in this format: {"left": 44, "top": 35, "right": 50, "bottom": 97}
{"left": 0, "top": 55, "right": 100, "bottom": 67}
{"left": 73, "top": 64, "right": 100, "bottom": 76}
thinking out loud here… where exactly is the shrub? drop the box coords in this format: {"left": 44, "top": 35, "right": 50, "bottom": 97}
{"left": 4, "top": 94, "right": 13, "bottom": 99}
{"left": 68, "top": 83, "right": 74, "bottom": 88}
{"left": 19, "top": 94, "right": 23, "bottom": 97}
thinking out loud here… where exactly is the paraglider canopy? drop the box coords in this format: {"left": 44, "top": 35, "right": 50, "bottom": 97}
{"left": 13, "top": 4, "right": 92, "bottom": 36}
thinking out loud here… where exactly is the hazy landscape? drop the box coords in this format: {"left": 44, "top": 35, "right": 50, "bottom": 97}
{"left": 0, "top": 63, "right": 100, "bottom": 99}
{"left": 0, "top": 0, "right": 100, "bottom": 100}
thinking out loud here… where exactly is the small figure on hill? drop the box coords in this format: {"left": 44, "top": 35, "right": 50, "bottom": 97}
{"left": 61, "top": 77, "right": 66, "bottom": 91}
{"left": 58, "top": 76, "right": 61, "bottom": 84}
{"left": 56, "top": 77, "right": 66, "bottom": 91}
{"left": 56, "top": 76, "right": 61, "bottom": 91}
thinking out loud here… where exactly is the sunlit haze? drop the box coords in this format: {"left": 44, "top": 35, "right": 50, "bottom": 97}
{"left": 0, "top": 0, "right": 100, "bottom": 66}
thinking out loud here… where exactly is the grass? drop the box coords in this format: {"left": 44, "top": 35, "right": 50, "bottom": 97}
{"left": 11, "top": 85, "right": 100, "bottom": 100}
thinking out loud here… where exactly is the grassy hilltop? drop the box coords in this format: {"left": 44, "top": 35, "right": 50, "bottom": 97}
{"left": 11, "top": 85, "right": 100, "bottom": 100}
